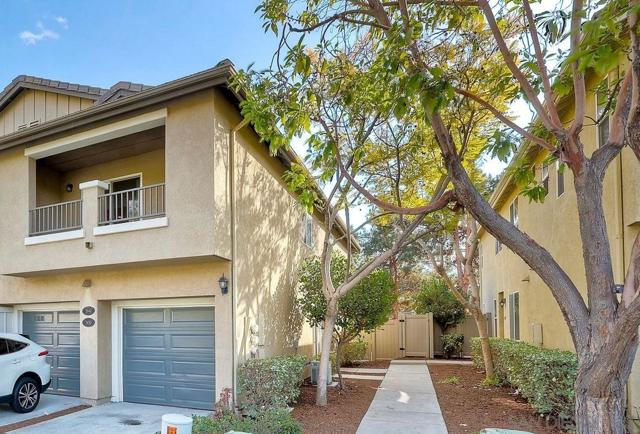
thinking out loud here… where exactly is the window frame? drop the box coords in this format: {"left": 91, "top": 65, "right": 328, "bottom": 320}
{"left": 541, "top": 163, "right": 549, "bottom": 192}
{"left": 495, "top": 237, "right": 502, "bottom": 254}
{"left": 556, "top": 161, "right": 565, "bottom": 197}
{"left": 509, "top": 292, "right": 520, "bottom": 341}
{"left": 596, "top": 78, "right": 610, "bottom": 148}
{"left": 509, "top": 198, "right": 519, "bottom": 227}
{"left": 303, "top": 213, "right": 314, "bottom": 248}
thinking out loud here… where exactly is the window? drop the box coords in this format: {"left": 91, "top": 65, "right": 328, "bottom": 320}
{"left": 495, "top": 238, "right": 502, "bottom": 254}
{"left": 6, "top": 339, "right": 28, "bottom": 353}
{"left": 597, "top": 79, "right": 610, "bottom": 148}
{"left": 541, "top": 163, "right": 549, "bottom": 192}
{"left": 509, "top": 198, "right": 518, "bottom": 227}
{"left": 303, "top": 214, "right": 314, "bottom": 247}
{"left": 509, "top": 292, "right": 520, "bottom": 340}
{"left": 556, "top": 161, "right": 565, "bottom": 197}
{"left": 0, "top": 339, "right": 7, "bottom": 356}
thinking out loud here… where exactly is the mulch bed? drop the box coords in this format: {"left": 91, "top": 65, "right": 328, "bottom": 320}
{"left": 292, "top": 379, "right": 380, "bottom": 434}
{"left": 429, "top": 363, "right": 565, "bottom": 434}
{"left": 0, "top": 405, "right": 89, "bottom": 434}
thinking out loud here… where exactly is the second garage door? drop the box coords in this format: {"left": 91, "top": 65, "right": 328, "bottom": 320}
{"left": 123, "top": 307, "right": 215, "bottom": 410}
{"left": 22, "top": 311, "right": 80, "bottom": 396}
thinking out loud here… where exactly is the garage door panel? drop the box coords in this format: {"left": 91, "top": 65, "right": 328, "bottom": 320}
{"left": 123, "top": 307, "right": 215, "bottom": 409}
{"left": 170, "top": 335, "right": 213, "bottom": 349}
{"left": 171, "top": 309, "right": 214, "bottom": 323}
{"left": 125, "top": 334, "right": 165, "bottom": 349}
{"left": 58, "top": 333, "right": 80, "bottom": 346}
{"left": 126, "top": 359, "right": 166, "bottom": 374}
{"left": 126, "top": 309, "right": 164, "bottom": 323}
{"left": 22, "top": 311, "right": 80, "bottom": 397}
{"left": 172, "top": 360, "right": 214, "bottom": 376}
{"left": 31, "top": 332, "right": 54, "bottom": 346}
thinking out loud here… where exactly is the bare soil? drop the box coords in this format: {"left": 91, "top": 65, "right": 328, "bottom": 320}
{"left": 292, "top": 379, "right": 380, "bottom": 434}
{"left": 429, "top": 363, "right": 565, "bottom": 434}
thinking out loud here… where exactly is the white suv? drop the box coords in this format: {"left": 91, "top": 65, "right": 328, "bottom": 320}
{"left": 0, "top": 333, "right": 51, "bottom": 413}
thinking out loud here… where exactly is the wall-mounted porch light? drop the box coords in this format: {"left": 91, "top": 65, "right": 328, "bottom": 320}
{"left": 218, "top": 274, "right": 229, "bottom": 295}
{"left": 66, "top": 183, "right": 74, "bottom": 193}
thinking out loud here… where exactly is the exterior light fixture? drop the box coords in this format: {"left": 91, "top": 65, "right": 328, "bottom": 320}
{"left": 499, "top": 299, "right": 506, "bottom": 307}
{"left": 218, "top": 274, "right": 229, "bottom": 295}
{"left": 66, "top": 183, "right": 74, "bottom": 193}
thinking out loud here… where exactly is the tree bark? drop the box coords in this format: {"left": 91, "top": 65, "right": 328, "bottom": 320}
{"left": 574, "top": 357, "right": 632, "bottom": 434}
{"left": 316, "top": 301, "right": 338, "bottom": 406}
{"left": 470, "top": 307, "right": 495, "bottom": 380}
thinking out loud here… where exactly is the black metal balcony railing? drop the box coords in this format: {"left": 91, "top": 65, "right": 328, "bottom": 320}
{"left": 29, "top": 200, "right": 83, "bottom": 236}
{"left": 98, "top": 183, "right": 165, "bottom": 225}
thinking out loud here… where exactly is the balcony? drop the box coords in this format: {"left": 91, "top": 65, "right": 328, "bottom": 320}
{"left": 98, "top": 183, "right": 166, "bottom": 225}
{"left": 28, "top": 199, "right": 83, "bottom": 236}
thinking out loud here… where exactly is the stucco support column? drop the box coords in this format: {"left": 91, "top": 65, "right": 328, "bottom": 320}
{"left": 79, "top": 180, "right": 108, "bottom": 240}
{"left": 79, "top": 287, "right": 112, "bottom": 405}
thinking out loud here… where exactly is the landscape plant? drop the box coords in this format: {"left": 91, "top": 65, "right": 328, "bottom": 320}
{"left": 298, "top": 254, "right": 395, "bottom": 388}
{"left": 237, "top": 0, "right": 640, "bottom": 429}
{"left": 413, "top": 277, "right": 466, "bottom": 333}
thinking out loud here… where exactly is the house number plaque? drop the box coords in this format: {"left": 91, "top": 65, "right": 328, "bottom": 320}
{"left": 82, "top": 318, "right": 95, "bottom": 327}
{"left": 82, "top": 306, "right": 95, "bottom": 315}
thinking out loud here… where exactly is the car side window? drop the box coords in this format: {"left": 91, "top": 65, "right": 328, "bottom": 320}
{"left": 0, "top": 339, "right": 8, "bottom": 355}
{"left": 6, "top": 340, "right": 28, "bottom": 353}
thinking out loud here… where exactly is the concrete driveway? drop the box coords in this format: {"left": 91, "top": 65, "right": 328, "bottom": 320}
{"left": 8, "top": 402, "right": 210, "bottom": 434}
{"left": 0, "top": 394, "right": 85, "bottom": 428}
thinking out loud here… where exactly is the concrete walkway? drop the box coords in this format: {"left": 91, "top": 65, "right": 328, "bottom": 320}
{"left": 356, "top": 360, "right": 448, "bottom": 434}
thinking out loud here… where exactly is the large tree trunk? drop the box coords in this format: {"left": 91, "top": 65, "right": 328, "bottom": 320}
{"left": 469, "top": 307, "right": 495, "bottom": 380}
{"left": 316, "top": 301, "right": 338, "bottom": 406}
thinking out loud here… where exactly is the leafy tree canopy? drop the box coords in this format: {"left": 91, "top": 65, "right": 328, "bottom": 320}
{"left": 413, "top": 276, "right": 466, "bottom": 332}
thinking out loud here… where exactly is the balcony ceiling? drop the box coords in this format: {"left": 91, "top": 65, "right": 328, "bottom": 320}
{"left": 38, "top": 126, "right": 164, "bottom": 173}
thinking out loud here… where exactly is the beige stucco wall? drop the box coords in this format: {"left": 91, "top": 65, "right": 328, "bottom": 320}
{"left": 0, "top": 91, "right": 231, "bottom": 276}
{"left": 212, "top": 89, "right": 323, "bottom": 364}
{"left": 0, "top": 83, "right": 342, "bottom": 407}
{"left": 0, "top": 89, "right": 94, "bottom": 137}
{"left": 0, "top": 260, "right": 233, "bottom": 402}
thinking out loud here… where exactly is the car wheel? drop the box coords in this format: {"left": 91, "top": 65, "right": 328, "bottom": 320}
{"left": 10, "top": 377, "right": 41, "bottom": 413}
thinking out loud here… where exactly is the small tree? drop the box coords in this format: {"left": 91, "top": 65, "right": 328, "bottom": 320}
{"left": 413, "top": 277, "right": 466, "bottom": 334}
{"left": 298, "top": 254, "right": 396, "bottom": 388}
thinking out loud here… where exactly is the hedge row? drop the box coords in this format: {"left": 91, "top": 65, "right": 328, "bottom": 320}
{"left": 472, "top": 337, "right": 577, "bottom": 421}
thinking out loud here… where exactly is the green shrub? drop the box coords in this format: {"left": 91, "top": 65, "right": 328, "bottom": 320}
{"left": 340, "top": 340, "right": 368, "bottom": 366}
{"left": 238, "top": 355, "right": 307, "bottom": 416}
{"left": 441, "top": 333, "right": 464, "bottom": 358}
{"left": 471, "top": 337, "right": 577, "bottom": 422}
{"left": 193, "top": 409, "right": 301, "bottom": 434}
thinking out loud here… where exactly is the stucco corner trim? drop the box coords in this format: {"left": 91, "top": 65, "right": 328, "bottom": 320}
{"left": 24, "top": 229, "right": 85, "bottom": 246}
{"left": 93, "top": 217, "right": 168, "bottom": 236}
{"left": 79, "top": 180, "right": 109, "bottom": 190}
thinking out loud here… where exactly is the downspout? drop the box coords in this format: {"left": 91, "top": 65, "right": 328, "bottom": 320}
{"left": 229, "top": 117, "right": 249, "bottom": 405}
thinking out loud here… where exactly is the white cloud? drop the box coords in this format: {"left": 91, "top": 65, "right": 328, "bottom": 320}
{"left": 55, "top": 16, "right": 69, "bottom": 29}
{"left": 19, "top": 22, "right": 59, "bottom": 45}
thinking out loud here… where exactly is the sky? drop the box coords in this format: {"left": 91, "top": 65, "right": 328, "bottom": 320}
{"left": 1, "top": 1, "right": 547, "bottom": 225}
{"left": 0, "top": 1, "right": 280, "bottom": 90}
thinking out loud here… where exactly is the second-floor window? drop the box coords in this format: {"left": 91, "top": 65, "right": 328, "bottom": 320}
{"left": 509, "top": 198, "right": 518, "bottom": 227}
{"left": 303, "top": 214, "right": 314, "bottom": 247}
{"left": 556, "top": 161, "right": 565, "bottom": 197}
{"left": 597, "top": 79, "right": 610, "bottom": 148}
{"left": 541, "top": 163, "right": 549, "bottom": 192}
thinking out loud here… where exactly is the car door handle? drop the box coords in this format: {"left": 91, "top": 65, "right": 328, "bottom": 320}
{"left": 11, "top": 359, "right": 21, "bottom": 364}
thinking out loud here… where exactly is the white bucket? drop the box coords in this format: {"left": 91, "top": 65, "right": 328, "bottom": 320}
{"left": 161, "top": 414, "right": 193, "bottom": 434}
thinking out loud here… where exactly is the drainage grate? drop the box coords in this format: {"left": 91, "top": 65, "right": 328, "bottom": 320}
{"left": 120, "top": 419, "right": 143, "bottom": 426}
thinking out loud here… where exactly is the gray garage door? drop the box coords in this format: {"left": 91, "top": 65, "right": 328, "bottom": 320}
{"left": 22, "top": 311, "right": 80, "bottom": 396}
{"left": 123, "top": 307, "right": 215, "bottom": 409}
